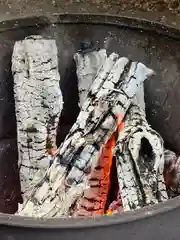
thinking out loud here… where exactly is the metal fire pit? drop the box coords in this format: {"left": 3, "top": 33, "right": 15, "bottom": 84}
{"left": 1, "top": 13, "right": 180, "bottom": 240}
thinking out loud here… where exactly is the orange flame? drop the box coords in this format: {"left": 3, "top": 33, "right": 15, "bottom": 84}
{"left": 75, "top": 115, "right": 123, "bottom": 216}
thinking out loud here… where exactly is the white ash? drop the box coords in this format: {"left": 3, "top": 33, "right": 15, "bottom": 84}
{"left": 131, "top": 61, "right": 146, "bottom": 112}
{"left": 115, "top": 102, "right": 167, "bottom": 212}
{"left": 133, "top": 82, "right": 145, "bottom": 112}
{"left": 12, "top": 35, "right": 63, "bottom": 198}
{"left": 16, "top": 53, "right": 155, "bottom": 218}
{"left": 74, "top": 49, "right": 107, "bottom": 108}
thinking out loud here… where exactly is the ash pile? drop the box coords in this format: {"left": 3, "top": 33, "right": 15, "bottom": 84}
{"left": 11, "top": 35, "right": 180, "bottom": 218}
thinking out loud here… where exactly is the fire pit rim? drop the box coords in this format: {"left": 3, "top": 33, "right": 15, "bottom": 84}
{"left": 0, "top": 13, "right": 180, "bottom": 40}
{"left": 0, "top": 196, "right": 180, "bottom": 229}
{"left": 0, "top": 12, "right": 180, "bottom": 229}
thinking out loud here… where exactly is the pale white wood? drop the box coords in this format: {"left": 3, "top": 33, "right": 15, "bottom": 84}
{"left": 12, "top": 35, "right": 63, "bottom": 199}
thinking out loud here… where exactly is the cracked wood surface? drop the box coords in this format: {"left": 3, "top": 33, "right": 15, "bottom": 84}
{"left": 16, "top": 51, "right": 155, "bottom": 217}
{"left": 115, "top": 104, "right": 168, "bottom": 211}
{"left": 12, "top": 35, "right": 63, "bottom": 198}
{"left": 73, "top": 131, "right": 116, "bottom": 216}
{"left": 74, "top": 49, "right": 107, "bottom": 108}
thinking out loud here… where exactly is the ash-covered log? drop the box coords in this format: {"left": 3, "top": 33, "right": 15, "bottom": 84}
{"left": 12, "top": 35, "right": 63, "bottom": 199}
{"left": 16, "top": 50, "right": 155, "bottom": 218}
{"left": 74, "top": 41, "right": 107, "bottom": 108}
{"left": 73, "top": 58, "right": 166, "bottom": 216}
{"left": 115, "top": 104, "right": 168, "bottom": 212}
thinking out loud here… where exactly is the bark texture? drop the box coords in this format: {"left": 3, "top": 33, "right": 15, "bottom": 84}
{"left": 74, "top": 49, "right": 107, "bottom": 108}
{"left": 115, "top": 104, "right": 168, "bottom": 211}
{"left": 12, "top": 35, "right": 63, "bottom": 198}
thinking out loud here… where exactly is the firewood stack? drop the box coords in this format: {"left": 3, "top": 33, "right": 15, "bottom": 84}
{"left": 11, "top": 36, "right": 180, "bottom": 218}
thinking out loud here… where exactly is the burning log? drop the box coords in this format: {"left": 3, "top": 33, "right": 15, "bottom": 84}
{"left": 16, "top": 52, "right": 155, "bottom": 217}
{"left": 12, "top": 35, "right": 63, "bottom": 199}
{"left": 16, "top": 52, "right": 119, "bottom": 217}
{"left": 73, "top": 131, "right": 116, "bottom": 216}
{"left": 74, "top": 60, "right": 164, "bottom": 216}
{"left": 73, "top": 118, "right": 124, "bottom": 217}
{"left": 104, "top": 80, "right": 146, "bottom": 215}
{"left": 73, "top": 45, "right": 113, "bottom": 216}
{"left": 54, "top": 59, "right": 156, "bottom": 216}
{"left": 70, "top": 46, "right": 115, "bottom": 216}
{"left": 115, "top": 104, "right": 168, "bottom": 212}
{"left": 75, "top": 89, "right": 147, "bottom": 216}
